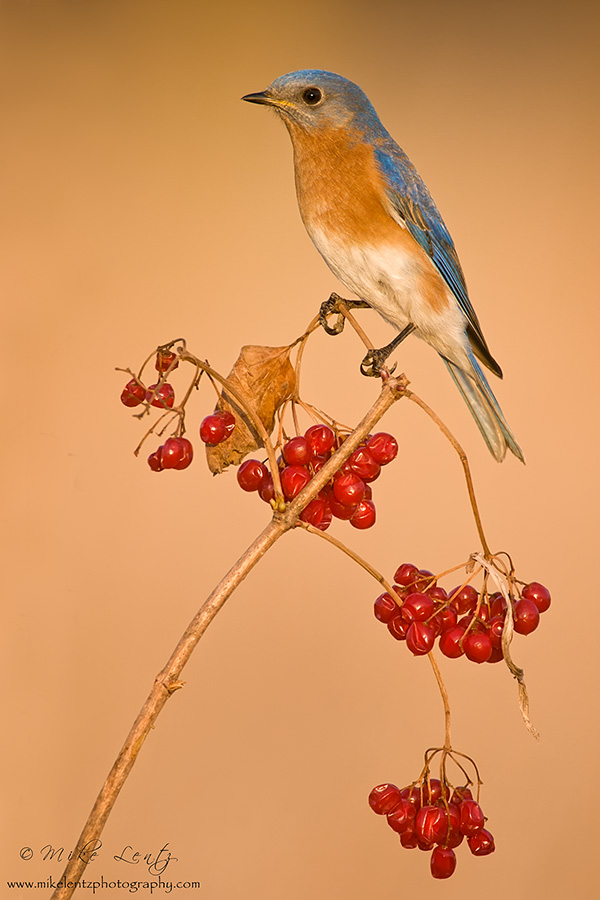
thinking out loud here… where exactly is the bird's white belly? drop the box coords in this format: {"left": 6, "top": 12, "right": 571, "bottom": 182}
{"left": 309, "top": 226, "right": 468, "bottom": 364}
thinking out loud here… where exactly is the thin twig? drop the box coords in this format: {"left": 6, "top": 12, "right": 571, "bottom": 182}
{"left": 427, "top": 652, "right": 452, "bottom": 750}
{"left": 297, "top": 521, "right": 397, "bottom": 598}
{"left": 405, "top": 391, "right": 492, "bottom": 558}
{"left": 334, "top": 300, "right": 374, "bottom": 351}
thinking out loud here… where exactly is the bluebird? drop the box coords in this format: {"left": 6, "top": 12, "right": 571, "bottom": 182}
{"left": 242, "top": 70, "right": 523, "bottom": 462}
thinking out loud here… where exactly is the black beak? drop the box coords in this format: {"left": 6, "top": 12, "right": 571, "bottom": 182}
{"left": 241, "top": 90, "right": 274, "bottom": 106}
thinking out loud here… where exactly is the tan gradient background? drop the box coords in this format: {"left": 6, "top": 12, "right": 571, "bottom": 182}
{"left": 2, "top": 1, "right": 599, "bottom": 897}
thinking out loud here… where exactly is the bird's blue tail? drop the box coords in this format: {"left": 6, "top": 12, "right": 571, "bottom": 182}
{"left": 443, "top": 353, "right": 524, "bottom": 463}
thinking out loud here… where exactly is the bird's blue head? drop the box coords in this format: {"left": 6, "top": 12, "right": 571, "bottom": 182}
{"left": 242, "top": 69, "right": 383, "bottom": 134}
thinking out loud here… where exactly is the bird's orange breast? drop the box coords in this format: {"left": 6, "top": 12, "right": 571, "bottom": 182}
{"left": 284, "top": 121, "right": 450, "bottom": 314}
{"left": 286, "top": 122, "right": 401, "bottom": 246}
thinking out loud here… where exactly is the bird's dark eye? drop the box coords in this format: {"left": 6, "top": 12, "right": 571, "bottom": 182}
{"left": 302, "top": 87, "right": 322, "bottom": 106}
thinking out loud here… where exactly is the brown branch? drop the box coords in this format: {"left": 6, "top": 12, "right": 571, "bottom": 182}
{"left": 51, "top": 374, "right": 407, "bottom": 900}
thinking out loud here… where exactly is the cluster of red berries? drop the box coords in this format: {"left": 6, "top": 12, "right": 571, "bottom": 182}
{"left": 236, "top": 424, "right": 398, "bottom": 529}
{"left": 374, "top": 563, "right": 551, "bottom": 663}
{"left": 146, "top": 409, "right": 237, "bottom": 472}
{"left": 120, "top": 350, "right": 179, "bottom": 410}
{"left": 369, "top": 779, "right": 494, "bottom": 878}
{"left": 119, "top": 350, "right": 241, "bottom": 473}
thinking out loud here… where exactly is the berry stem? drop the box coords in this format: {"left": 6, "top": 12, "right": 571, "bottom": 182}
{"left": 427, "top": 651, "right": 452, "bottom": 751}
{"left": 289, "top": 314, "right": 320, "bottom": 400}
{"left": 297, "top": 521, "right": 398, "bottom": 597}
{"left": 133, "top": 408, "right": 179, "bottom": 456}
{"left": 405, "top": 391, "right": 492, "bottom": 559}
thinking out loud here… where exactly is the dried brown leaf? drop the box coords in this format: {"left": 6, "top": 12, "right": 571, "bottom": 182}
{"left": 206, "top": 345, "right": 296, "bottom": 474}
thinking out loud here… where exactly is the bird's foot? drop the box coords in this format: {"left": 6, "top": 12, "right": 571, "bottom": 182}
{"left": 360, "top": 347, "right": 397, "bottom": 378}
{"left": 318, "top": 293, "right": 370, "bottom": 336}
{"left": 359, "top": 324, "right": 416, "bottom": 378}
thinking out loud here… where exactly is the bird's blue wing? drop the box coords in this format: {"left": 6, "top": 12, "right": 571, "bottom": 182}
{"left": 374, "top": 146, "right": 501, "bottom": 377}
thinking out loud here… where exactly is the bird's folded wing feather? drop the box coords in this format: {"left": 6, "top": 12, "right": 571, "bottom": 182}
{"left": 374, "top": 146, "right": 501, "bottom": 377}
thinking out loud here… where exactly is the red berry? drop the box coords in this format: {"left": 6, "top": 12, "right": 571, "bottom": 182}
{"left": 394, "top": 563, "right": 420, "bottom": 588}
{"left": 414, "top": 569, "right": 436, "bottom": 592}
{"left": 406, "top": 621, "right": 435, "bottom": 655}
{"left": 387, "top": 798, "right": 416, "bottom": 833}
{"left": 155, "top": 350, "right": 178, "bottom": 373}
{"left": 522, "top": 581, "right": 551, "bottom": 613}
{"left": 415, "top": 806, "right": 447, "bottom": 845}
{"left": 430, "top": 846, "right": 457, "bottom": 879}
{"left": 449, "top": 584, "right": 479, "bottom": 615}
{"left": 328, "top": 493, "right": 357, "bottom": 519}
{"left": 514, "top": 598, "right": 540, "bottom": 635}
{"left": 374, "top": 592, "right": 400, "bottom": 623}
{"left": 310, "top": 454, "right": 329, "bottom": 475}
{"left": 475, "top": 602, "right": 490, "bottom": 624}
{"left": 367, "top": 432, "right": 398, "bottom": 465}
{"left": 487, "top": 645, "right": 504, "bottom": 663}
{"left": 300, "top": 497, "right": 332, "bottom": 531}
{"left": 200, "top": 410, "right": 235, "bottom": 444}
{"left": 450, "top": 786, "right": 473, "bottom": 805}
{"left": 280, "top": 464, "right": 311, "bottom": 500}
{"left": 258, "top": 473, "right": 275, "bottom": 504}
{"left": 489, "top": 615, "right": 505, "bottom": 648}
{"left": 445, "top": 804, "right": 464, "bottom": 848}
{"left": 333, "top": 472, "right": 365, "bottom": 507}
{"left": 350, "top": 499, "right": 376, "bottom": 529}
{"left": 161, "top": 437, "right": 193, "bottom": 470}
{"left": 282, "top": 436, "right": 312, "bottom": 466}
{"left": 459, "top": 799, "right": 485, "bottom": 836}
{"left": 400, "top": 786, "right": 422, "bottom": 812}
{"left": 468, "top": 828, "right": 495, "bottom": 856}
{"left": 347, "top": 447, "right": 381, "bottom": 482}
{"left": 237, "top": 459, "right": 268, "bottom": 491}
{"left": 433, "top": 606, "right": 458, "bottom": 634}
{"left": 120, "top": 378, "right": 146, "bottom": 407}
{"left": 428, "top": 614, "right": 443, "bottom": 638}
{"left": 368, "top": 783, "right": 401, "bottom": 815}
{"left": 200, "top": 415, "right": 225, "bottom": 444}
{"left": 387, "top": 614, "right": 410, "bottom": 641}
{"left": 439, "top": 625, "right": 466, "bottom": 659}
{"left": 304, "top": 423, "right": 335, "bottom": 456}
{"left": 421, "top": 778, "right": 443, "bottom": 806}
{"left": 400, "top": 825, "right": 419, "bottom": 849}
{"left": 175, "top": 437, "right": 193, "bottom": 469}
{"left": 219, "top": 410, "right": 236, "bottom": 434}
{"left": 463, "top": 631, "right": 492, "bottom": 664}
{"left": 160, "top": 437, "right": 182, "bottom": 469}
{"left": 489, "top": 592, "right": 507, "bottom": 618}
{"left": 458, "top": 614, "right": 485, "bottom": 633}
{"left": 147, "top": 447, "right": 164, "bottom": 471}
{"left": 146, "top": 383, "right": 175, "bottom": 409}
{"left": 401, "top": 592, "right": 435, "bottom": 623}
{"left": 427, "top": 585, "right": 448, "bottom": 603}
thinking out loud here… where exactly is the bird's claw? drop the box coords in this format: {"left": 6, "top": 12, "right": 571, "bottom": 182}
{"left": 360, "top": 348, "right": 397, "bottom": 378}
{"left": 319, "top": 293, "right": 347, "bottom": 335}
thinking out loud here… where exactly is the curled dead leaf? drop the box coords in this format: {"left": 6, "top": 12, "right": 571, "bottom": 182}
{"left": 206, "top": 345, "right": 296, "bottom": 473}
